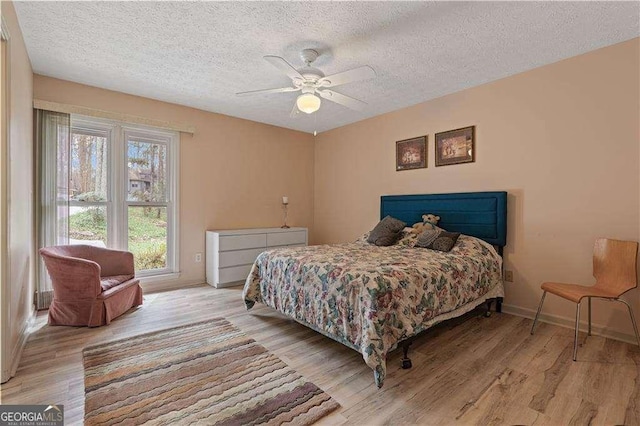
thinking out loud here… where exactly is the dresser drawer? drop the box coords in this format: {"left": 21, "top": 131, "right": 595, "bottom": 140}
{"left": 219, "top": 234, "right": 266, "bottom": 251}
{"left": 218, "top": 248, "right": 265, "bottom": 268}
{"left": 267, "top": 231, "right": 306, "bottom": 247}
{"left": 218, "top": 264, "right": 254, "bottom": 284}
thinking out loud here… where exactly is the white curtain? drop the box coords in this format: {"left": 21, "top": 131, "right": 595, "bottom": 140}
{"left": 35, "top": 109, "right": 70, "bottom": 309}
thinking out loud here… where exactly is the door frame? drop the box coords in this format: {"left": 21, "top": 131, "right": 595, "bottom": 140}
{"left": 0, "top": 13, "right": 11, "bottom": 383}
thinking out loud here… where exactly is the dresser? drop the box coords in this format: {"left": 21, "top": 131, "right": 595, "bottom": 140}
{"left": 206, "top": 227, "right": 308, "bottom": 288}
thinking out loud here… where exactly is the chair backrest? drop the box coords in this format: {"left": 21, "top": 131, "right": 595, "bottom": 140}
{"left": 40, "top": 244, "right": 135, "bottom": 278}
{"left": 41, "top": 245, "right": 96, "bottom": 259}
{"left": 593, "top": 238, "right": 638, "bottom": 296}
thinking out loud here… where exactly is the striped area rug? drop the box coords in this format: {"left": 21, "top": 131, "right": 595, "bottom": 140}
{"left": 83, "top": 318, "right": 339, "bottom": 425}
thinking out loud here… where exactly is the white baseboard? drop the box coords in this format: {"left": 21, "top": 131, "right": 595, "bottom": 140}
{"left": 141, "top": 278, "right": 205, "bottom": 294}
{"left": 502, "top": 303, "right": 639, "bottom": 346}
{"left": 8, "top": 307, "right": 36, "bottom": 379}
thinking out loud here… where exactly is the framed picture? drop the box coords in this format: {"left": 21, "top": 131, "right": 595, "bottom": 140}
{"left": 435, "top": 126, "right": 475, "bottom": 167}
{"left": 396, "top": 136, "right": 427, "bottom": 171}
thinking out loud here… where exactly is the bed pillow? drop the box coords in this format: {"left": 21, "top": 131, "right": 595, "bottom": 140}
{"left": 415, "top": 229, "right": 461, "bottom": 252}
{"left": 367, "top": 216, "right": 406, "bottom": 246}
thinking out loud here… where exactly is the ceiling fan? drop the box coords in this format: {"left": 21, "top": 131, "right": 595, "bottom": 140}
{"left": 236, "top": 49, "right": 376, "bottom": 116}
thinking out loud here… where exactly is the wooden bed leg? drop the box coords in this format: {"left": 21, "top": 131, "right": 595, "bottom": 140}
{"left": 401, "top": 341, "right": 412, "bottom": 369}
{"left": 496, "top": 297, "right": 503, "bottom": 313}
{"left": 485, "top": 299, "right": 494, "bottom": 317}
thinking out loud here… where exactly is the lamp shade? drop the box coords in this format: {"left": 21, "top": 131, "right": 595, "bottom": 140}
{"left": 296, "top": 93, "right": 321, "bottom": 114}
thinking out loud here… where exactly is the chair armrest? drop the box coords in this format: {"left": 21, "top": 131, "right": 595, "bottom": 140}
{"left": 40, "top": 249, "right": 102, "bottom": 299}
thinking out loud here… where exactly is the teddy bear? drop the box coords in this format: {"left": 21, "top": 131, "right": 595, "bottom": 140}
{"left": 411, "top": 214, "right": 440, "bottom": 234}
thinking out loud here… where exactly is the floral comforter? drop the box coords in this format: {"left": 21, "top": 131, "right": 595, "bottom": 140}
{"left": 242, "top": 235, "right": 503, "bottom": 387}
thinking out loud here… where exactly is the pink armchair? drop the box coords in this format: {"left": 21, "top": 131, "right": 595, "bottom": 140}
{"left": 39, "top": 245, "right": 143, "bottom": 327}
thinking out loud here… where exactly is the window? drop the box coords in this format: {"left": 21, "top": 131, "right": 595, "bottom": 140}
{"left": 66, "top": 116, "right": 179, "bottom": 276}
{"left": 69, "top": 123, "right": 109, "bottom": 247}
{"left": 125, "top": 129, "right": 172, "bottom": 272}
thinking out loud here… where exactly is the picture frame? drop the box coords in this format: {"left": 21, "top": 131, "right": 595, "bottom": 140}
{"left": 435, "top": 126, "right": 475, "bottom": 167}
{"left": 396, "top": 136, "right": 427, "bottom": 171}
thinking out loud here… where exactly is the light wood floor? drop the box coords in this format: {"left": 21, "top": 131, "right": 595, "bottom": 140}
{"left": 1, "top": 284, "right": 639, "bottom": 425}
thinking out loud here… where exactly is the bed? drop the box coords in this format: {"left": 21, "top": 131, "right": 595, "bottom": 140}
{"left": 243, "top": 191, "right": 507, "bottom": 387}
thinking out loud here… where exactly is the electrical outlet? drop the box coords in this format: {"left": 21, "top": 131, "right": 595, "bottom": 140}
{"left": 504, "top": 270, "right": 513, "bottom": 282}
{"left": 195, "top": 253, "right": 202, "bottom": 263}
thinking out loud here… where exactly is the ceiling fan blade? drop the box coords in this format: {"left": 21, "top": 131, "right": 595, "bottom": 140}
{"left": 236, "top": 86, "right": 300, "bottom": 97}
{"left": 317, "top": 66, "right": 376, "bottom": 88}
{"left": 264, "top": 55, "right": 304, "bottom": 81}
{"left": 317, "top": 89, "right": 367, "bottom": 111}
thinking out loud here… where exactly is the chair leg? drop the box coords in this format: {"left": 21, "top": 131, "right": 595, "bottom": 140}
{"left": 588, "top": 297, "right": 592, "bottom": 336}
{"left": 617, "top": 298, "right": 640, "bottom": 348}
{"left": 573, "top": 302, "right": 581, "bottom": 361}
{"left": 531, "top": 291, "right": 546, "bottom": 335}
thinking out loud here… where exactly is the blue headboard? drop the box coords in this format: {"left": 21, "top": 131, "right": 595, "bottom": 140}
{"left": 380, "top": 191, "right": 507, "bottom": 247}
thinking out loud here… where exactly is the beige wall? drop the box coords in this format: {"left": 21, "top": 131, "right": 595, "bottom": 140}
{"left": 33, "top": 76, "right": 315, "bottom": 289}
{"left": 1, "top": 0, "right": 34, "bottom": 381}
{"left": 314, "top": 38, "right": 640, "bottom": 340}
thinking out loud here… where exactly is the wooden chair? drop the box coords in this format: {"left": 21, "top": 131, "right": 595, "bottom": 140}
{"left": 530, "top": 238, "right": 640, "bottom": 360}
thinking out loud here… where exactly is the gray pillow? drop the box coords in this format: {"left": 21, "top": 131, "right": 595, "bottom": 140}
{"left": 367, "top": 216, "right": 406, "bottom": 246}
{"left": 416, "top": 229, "right": 460, "bottom": 252}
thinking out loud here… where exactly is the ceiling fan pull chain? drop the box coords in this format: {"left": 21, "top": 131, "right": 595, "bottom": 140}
{"left": 314, "top": 113, "right": 318, "bottom": 136}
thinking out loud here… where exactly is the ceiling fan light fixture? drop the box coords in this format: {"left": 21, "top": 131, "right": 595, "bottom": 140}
{"left": 296, "top": 93, "right": 321, "bottom": 114}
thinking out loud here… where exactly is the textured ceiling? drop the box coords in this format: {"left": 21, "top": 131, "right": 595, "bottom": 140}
{"left": 15, "top": 1, "right": 640, "bottom": 134}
